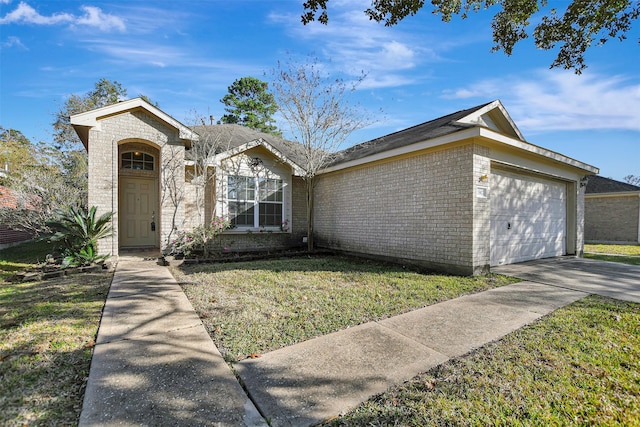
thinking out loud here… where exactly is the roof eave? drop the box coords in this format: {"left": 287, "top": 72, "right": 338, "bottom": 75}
{"left": 320, "top": 126, "right": 599, "bottom": 175}
{"left": 585, "top": 191, "right": 640, "bottom": 198}
{"left": 477, "top": 128, "right": 599, "bottom": 174}
{"left": 455, "top": 100, "right": 526, "bottom": 141}
{"left": 69, "top": 98, "right": 199, "bottom": 150}
{"left": 213, "top": 138, "right": 306, "bottom": 176}
{"left": 320, "top": 127, "right": 480, "bottom": 174}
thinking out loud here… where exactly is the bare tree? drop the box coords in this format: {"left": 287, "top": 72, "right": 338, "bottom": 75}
{"left": 184, "top": 117, "right": 234, "bottom": 257}
{"left": 623, "top": 174, "right": 640, "bottom": 186}
{"left": 0, "top": 143, "right": 85, "bottom": 235}
{"left": 160, "top": 144, "right": 186, "bottom": 247}
{"left": 270, "top": 57, "right": 371, "bottom": 251}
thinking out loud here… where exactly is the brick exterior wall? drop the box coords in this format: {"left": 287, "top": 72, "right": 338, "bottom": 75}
{"left": 291, "top": 176, "right": 308, "bottom": 241}
{"left": 83, "top": 104, "right": 589, "bottom": 267}
{"left": 0, "top": 225, "right": 34, "bottom": 249}
{"left": 0, "top": 185, "right": 36, "bottom": 248}
{"left": 585, "top": 194, "right": 640, "bottom": 243}
{"left": 87, "top": 110, "right": 186, "bottom": 257}
{"left": 314, "top": 143, "right": 478, "bottom": 275}
{"left": 471, "top": 145, "right": 491, "bottom": 273}
{"left": 202, "top": 176, "right": 307, "bottom": 254}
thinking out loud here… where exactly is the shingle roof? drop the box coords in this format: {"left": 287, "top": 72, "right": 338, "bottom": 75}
{"left": 328, "top": 102, "right": 492, "bottom": 166}
{"left": 189, "top": 102, "right": 495, "bottom": 171}
{"left": 585, "top": 175, "right": 640, "bottom": 194}
{"left": 189, "top": 124, "right": 308, "bottom": 168}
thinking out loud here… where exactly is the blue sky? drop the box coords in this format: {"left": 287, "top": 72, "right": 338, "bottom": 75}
{"left": 1, "top": 0, "right": 638, "bottom": 180}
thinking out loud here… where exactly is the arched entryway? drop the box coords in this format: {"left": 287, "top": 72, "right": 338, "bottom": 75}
{"left": 118, "top": 141, "right": 160, "bottom": 249}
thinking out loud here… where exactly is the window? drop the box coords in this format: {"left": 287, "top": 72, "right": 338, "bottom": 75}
{"left": 228, "top": 175, "right": 283, "bottom": 228}
{"left": 121, "top": 151, "right": 154, "bottom": 171}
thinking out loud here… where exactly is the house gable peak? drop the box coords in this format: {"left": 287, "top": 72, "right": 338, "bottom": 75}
{"left": 455, "top": 99, "right": 525, "bottom": 141}
{"left": 70, "top": 97, "right": 198, "bottom": 149}
{"left": 189, "top": 124, "right": 306, "bottom": 176}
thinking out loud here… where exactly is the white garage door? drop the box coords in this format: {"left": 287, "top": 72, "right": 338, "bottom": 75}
{"left": 490, "top": 169, "right": 566, "bottom": 266}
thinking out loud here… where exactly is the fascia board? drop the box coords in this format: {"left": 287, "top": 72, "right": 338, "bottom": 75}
{"left": 213, "top": 138, "right": 306, "bottom": 176}
{"left": 478, "top": 128, "right": 599, "bottom": 174}
{"left": 319, "top": 127, "right": 480, "bottom": 174}
{"left": 456, "top": 100, "right": 525, "bottom": 141}
{"left": 585, "top": 191, "right": 640, "bottom": 199}
{"left": 70, "top": 98, "right": 199, "bottom": 141}
{"left": 319, "top": 126, "right": 598, "bottom": 175}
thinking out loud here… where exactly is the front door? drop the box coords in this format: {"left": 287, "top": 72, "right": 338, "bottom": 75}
{"left": 119, "top": 176, "right": 158, "bottom": 247}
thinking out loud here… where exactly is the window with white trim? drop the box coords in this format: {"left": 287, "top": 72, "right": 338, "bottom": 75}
{"left": 228, "top": 175, "right": 283, "bottom": 228}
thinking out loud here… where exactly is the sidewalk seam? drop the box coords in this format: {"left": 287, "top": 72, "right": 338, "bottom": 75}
{"left": 94, "top": 322, "right": 205, "bottom": 345}
{"left": 374, "top": 319, "right": 450, "bottom": 360}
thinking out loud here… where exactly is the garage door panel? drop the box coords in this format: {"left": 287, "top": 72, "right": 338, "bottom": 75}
{"left": 490, "top": 169, "right": 567, "bottom": 266}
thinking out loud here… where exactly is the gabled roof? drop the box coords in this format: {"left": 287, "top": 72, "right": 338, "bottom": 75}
{"left": 329, "top": 100, "right": 526, "bottom": 167}
{"left": 190, "top": 124, "right": 306, "bottom": 175}
{"left": 585, "top": 175, "right": 640, "bottom": 194}
{"left": 329, "top": 102, "right": 490, "bottom": 166}
{"left": 455, "top": 99, "right": 525, "bottom": 140}
{"left": 70, "top": 97, "right": 198, "bottom": 149}
{"left": 325, "top": 100, "right": 597, "bottom": 175}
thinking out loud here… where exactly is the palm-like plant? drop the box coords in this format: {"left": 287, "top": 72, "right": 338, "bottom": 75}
{"left": 49, "top": 206, "right": 113, "bottom": 266}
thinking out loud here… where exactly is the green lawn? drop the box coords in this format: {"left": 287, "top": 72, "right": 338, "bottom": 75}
{"left": 174, "top": 255, "right": 639, "bottom": 425}
{"left": 171, "top": 256, "right": 518, "bottom": 362}
{"left": 0, "top": 238, "right": 55, "bottom": 281}
{"left": 0, "top": 240, "right": 112, "bottom": 426}
{"left": 584, "top": 244, "right": 640, "bottom": 266}
{"left": 327, "top": 296, "right": 640, "bottom": 426}
{"left": 585, "top": 253, "right": 640, "bottom": 266}
{"left": 585, "top": 243, "right": 640, "bottom": 256}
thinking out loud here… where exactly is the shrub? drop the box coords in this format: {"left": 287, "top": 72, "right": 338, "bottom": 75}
{"left": 165, "top": 216, "right": 231, "bottom": 258}
{"left": 48, "top": 206, "right": 113, "bottom": 266}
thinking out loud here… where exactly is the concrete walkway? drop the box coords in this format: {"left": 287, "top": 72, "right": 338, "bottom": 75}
{"left": 81, "top": 256, "right": 638, "bottom": 426}
{"left": 235, "top": 281, "right": 587, "bottom": 426}
{"left": 492, "top": 256, "right": 640, "bottom": 303}
{"left": 79, "top": 257, "right": 265, "bottom": 426}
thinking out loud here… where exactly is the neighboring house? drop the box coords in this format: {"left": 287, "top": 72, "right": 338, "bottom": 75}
{"left": 584, "top": 175, "right": 640, "bottom": 244}
{"left": 71, "top": 98, "right": 598, "bottom": 275}
{"left": 0, "top": 185, "right": 36, "bottom": 249}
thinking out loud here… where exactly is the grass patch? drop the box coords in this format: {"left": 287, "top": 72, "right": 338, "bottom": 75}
{"left": 0, "top": 238, "right": 57, "bottom": 281}
{"left": 327, "top": 296, "right": 640, "bottom": 426}
{"left": 0, "top": 273, "right": 111, "bottom": 426}
{"left": 585, "top": 243, "right": 640, "bottom": 256}
{"left": 585, "top": 253, "right": 640, "bottom": 266}
{"left": 0, "top": 238, "right": 54, "bottom": 264}
{"left": 171, "top": 256, "right": 518, "bottom": 362}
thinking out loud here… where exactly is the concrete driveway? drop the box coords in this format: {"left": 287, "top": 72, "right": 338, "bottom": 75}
{"left": 492, "top": 257, "right": 640, "bottom": 303}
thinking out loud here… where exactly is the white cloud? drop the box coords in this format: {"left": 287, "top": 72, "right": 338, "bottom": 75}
{"left": 381, "top": 41, "right": 415, "bottom": 67}
{"left": 2, "top": 35, "right": 26, "bottom": 49}
{"left": 442, "top": 71, "right": 640, "bottom": 132}
{"left": 269, "top": 2, "right": 436, "bottom": 89}
{"left": 75, "top": 6, "right": 125, "bottom": 32}
{"left": 0, "top": 2, "right": 73, "bottom": 25}
{"left": 359, "top": 74, "right": 415, "bottom": 89}
{"left": 83, "top": 41, "right": 180, "bottom": 67}
{"left": 0, "top": 2, "right": 125, "bottom": 32}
